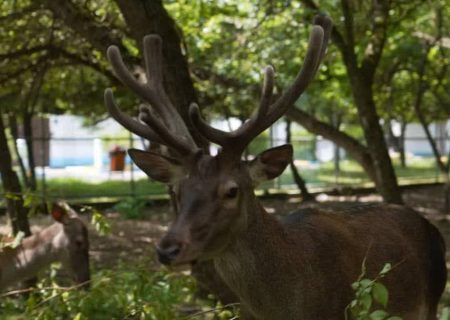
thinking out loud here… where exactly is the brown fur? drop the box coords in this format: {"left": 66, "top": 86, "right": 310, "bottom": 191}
{"left": 136, "top": 149, "right": 446, "bottom": 320}
{"left": 214, "top": 203, "right": 446, "bottom": 319}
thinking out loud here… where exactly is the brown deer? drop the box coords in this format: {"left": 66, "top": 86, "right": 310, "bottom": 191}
{"left": 104, "top": 16, "right": 446, "bottom": 320}
{"left": 0, "top": 202, "right": 90, "bottom": 291}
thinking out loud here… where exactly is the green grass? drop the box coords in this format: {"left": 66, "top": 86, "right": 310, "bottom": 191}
{"left": 0, "top": 178, "right": 166, "bottom": 201}
{"left": 42, "top": 178, "right": 166, "bottom": 199}
{"left": 259, "top": 157, "right": 440, "bottom": 192}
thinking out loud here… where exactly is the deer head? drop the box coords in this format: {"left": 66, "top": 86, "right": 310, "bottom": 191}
{"left": 51, "top": 202, "right": 90, "bottom": 286}
{"left": 105, "top": 16, "right": 331, "bottom": 266}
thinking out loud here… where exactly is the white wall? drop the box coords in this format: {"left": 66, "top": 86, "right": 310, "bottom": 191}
{"left": 49, "top": 115, "right": 126, "bottom": 167}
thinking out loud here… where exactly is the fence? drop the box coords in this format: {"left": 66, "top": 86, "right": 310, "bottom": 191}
{"left": 2, "top": 135, "right": 445, "bottom": 202}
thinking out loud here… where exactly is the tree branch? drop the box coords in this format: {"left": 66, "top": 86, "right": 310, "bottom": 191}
{"left": 360, "top": 0, "right": 390, "bottom": 81}
{"left": 39, "top": 0, "right": 138, "bottom": 65}
{"left": 286, "top": 107, "right": 376, "bottom": 181}
{"left": 299, "top": 0, "right": 357, "bottom": 74}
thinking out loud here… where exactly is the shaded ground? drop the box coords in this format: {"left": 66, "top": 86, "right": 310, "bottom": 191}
{"left": 87, "top": 183, "right": 450, "bottom": 271}
{"left": 1, "top": 183, "right": 450, "bottom": 304}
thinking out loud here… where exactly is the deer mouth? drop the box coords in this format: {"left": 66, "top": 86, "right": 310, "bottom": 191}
{"left": 156, "top": 241, "right": 201, "bottom": 266}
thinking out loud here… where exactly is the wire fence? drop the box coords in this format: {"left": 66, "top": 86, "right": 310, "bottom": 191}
{"left": 2, "top": 135, "right": 445, "bottom": 202}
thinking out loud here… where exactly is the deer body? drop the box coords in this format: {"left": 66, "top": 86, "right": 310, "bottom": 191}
{"left": 104, "top": 15, "right": 446, "bottom": 319}
{"left": 0, "top": 203, "right": 90, "bottom": 291}
{"left": 214, "top": 203, "right": 446, "bottom": 319}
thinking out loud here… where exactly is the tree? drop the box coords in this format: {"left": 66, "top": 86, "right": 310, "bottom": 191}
{"left": 379, "top": 4, "right": 450, "bottom": 209}
{"left": 0, "top": 114, "right": 31, "bottom": 237}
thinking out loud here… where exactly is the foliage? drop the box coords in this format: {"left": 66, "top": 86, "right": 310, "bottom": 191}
{"left": 0, "top": 231, "right": 25, "bottom": 250}
{"left": 114, "top": 197, "right": 148, "bottom": 220}
{"left": 89, "top": 208, "right": 111, "bottom": 236}
{"left": 0, "top": 261, "right": 238, "bottom": 320}
{"left": 346, "top": 262, "right": 401, "bottom": 320}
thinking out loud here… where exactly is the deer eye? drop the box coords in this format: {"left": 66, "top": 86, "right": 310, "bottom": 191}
{"left": 225, "top": 186, "right": 238, "bottom": 199}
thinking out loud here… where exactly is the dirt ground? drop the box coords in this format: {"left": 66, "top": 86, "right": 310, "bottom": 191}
{"left": 84, "top": 183, "right": 450, "bottom": 272}
{"left": 2, "top": 183, "right": 450, "bottom": 278}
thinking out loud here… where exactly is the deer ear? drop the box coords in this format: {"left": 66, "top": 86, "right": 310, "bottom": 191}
{"left": 128, "top": 149, "right": 185, "bottom": 184}
{"left": 52, "top": 203, "right": 70, "bottom": 224}
{"left": 248, "top": 144, "right": 293, "bottom": 185}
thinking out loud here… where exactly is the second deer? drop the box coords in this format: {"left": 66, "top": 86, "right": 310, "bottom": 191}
{"left": 105, "top": 16, "right": 446, "bottom": 320}
{"left": 0, "top": 202, "right": 90, "bottom": 291}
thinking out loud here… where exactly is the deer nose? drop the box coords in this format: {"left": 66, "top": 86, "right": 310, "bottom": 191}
{"left": 156, "top": 240, "right": 183, "bottom": 265}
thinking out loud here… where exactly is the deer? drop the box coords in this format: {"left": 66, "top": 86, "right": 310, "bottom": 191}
{"left": 0, "top": 202, "right": 90, "bottom": 291}
{"left": 104, "top": 15, "right": 447, "bottom": 320}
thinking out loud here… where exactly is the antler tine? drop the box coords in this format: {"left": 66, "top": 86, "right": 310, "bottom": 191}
{"left": 107, "top": 46, "right": 160, "bottom": 109}
{"left": 106, "top": 87, "right": 192, "bottom": 155}
{"left": 140, "top": 35, "right": 198, "bottom": 152}
{"left": 104, "top": 89, "right": 161, "bottom": 143}
{"left": 265, "top": 25, "right": 324, "bottom": 123}
{"left": 312, "top": 15, "right": 333, "bottom": 74}
{"left": 189, "top": 103, "right": 232, "bottom": 146}
{"left": 138, "top": 105, "right": 193, "bottom": 155}
{"left": 106, "top": 36, "right": 199, "bottom": 157}
{"left": 256, "top": 65, "right": 275, "bottom": 122}
{"left": 189, "top": 18, "right": 329, "bottom": 156}
{"left": 189, "top": 66, "right": 274, "bottom": 147}
{"left": 142, "top": 35, "right": 180, "bottom": 121}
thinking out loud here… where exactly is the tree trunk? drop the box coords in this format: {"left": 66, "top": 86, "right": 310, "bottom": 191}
{"left": 399, "top": 121, "right": 407, "bottom": 168}
{"left": 0, "top": 116, "right": 31, "bottom": 236}
{"left": 23, "top": 112, "right": 37, "bottom": 191}
{"left": 113, "top": 0, "right": 208, "bottom": 150}
{"left": 8, "top": 114, "right": 30, "bottom": 188}
{"left": 351, "top": 78, "right": 402, "bottom": 204}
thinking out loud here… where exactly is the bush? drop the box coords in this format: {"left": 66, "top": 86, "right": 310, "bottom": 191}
{"left": 114, "top": 197, "right": 148, "bottom": 219}
{"left": 0, "top": 260, "right": 239, "bottom": 320}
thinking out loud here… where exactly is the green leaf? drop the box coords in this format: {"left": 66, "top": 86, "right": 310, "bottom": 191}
{"left": 380, "top": 263, "right": 392, "bottom": 276}
{"left": 5, "top": 192, "right": 20, "bottom": 200}
{"left": 361, "top": 293, "right": 373, "bottom": 311}
{"left": 370, "top": 310, "right": 388, "bottom": 320}
{"left": 373, "top": 282, "right": 389, "bottom": 307}
{"left": 360, "top": 279, "right": 373, "bottom": 293}
{"left": 91, "top": 210, "right": 111, "bottom": 236}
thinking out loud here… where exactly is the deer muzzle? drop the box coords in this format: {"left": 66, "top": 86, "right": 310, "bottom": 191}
{"left": 156, "top": 236, "right": 185, "bottom": 265}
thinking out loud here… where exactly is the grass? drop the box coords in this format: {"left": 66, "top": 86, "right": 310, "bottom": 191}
{"left": 265, "top": 156, "right": 440, "bottom": 191}
{"left": 43, "top": 178, "right": 166, "bottom": 199}
{"left": 0, "top": 178, "right": 166, "bottom": 202}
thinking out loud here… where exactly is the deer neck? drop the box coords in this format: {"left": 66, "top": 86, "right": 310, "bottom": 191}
{"left": 0, "top": 223, "right": 64, "bottom": 289}
{"left": 213, "top": 195, "right": 307, "bottom": 317}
